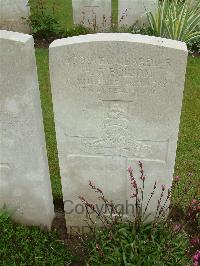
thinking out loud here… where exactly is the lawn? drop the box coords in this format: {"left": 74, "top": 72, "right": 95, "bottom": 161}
{"left": 0, "top": 211, "right": 75, "bottom": 265}
{"left": 174, "top": 55, "right": 200, "bottom": 205}
{"left": 35, "top": 47, "right": 200, "bottom": 203}
{"left": 36, "top": 48, "right": 62, "bottom": 198}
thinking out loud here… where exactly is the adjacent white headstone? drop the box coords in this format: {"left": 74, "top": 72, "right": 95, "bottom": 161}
{"left": 72, "top": 0, "right": 112, "bottom": 31}
{"left": 50, "top": 33, "right": 187, "bottom": 233}
{"left": 118, "top": 0, "right": 157, "bottom": 27}
{"left": 0, "top": 30, "right": 54, "bottom": 228}
{"left": 0, "top": 0, "right": 30, "bottom": 33}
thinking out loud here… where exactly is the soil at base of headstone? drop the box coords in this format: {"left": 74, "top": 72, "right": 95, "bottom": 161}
{"left": 34, "top": 37, "right": 57, "bottom": 48}
{"left": 189, "top": 51, "right": 200, "bottom": 57}
{"left": 52, "top": 199, "right": 88, "bottom": 265}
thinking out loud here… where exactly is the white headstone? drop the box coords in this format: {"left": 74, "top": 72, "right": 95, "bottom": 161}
{"left": 0, "top": 30, "right": 54, "bottom": 228}
{"left": 118, "top": 0, "right": 157, "bottom": 27}
{"left": 49, "top": 33, "right": 187, "bottom": 233}
{"left": 0, "top": 0, "right": 30, "bottom": 33}
{"left": 72, "top": 0, "right": 112, "bottom": 31}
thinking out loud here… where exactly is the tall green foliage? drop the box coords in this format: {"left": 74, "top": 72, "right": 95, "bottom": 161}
{"left": 147, "top": 0, "right": 200, "bottom": 43}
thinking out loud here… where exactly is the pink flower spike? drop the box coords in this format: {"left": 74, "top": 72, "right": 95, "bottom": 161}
{"left": 191, "top": 199, "right": 198, "bottom": 205}
{"left": 172, "top": 223, "right": 181, "bottom": 233}
{"left": 193, "top": 250, "right": 200, "bottom": 263}
{"left": 191, "top": 237, "right": 200, "bottom": 246}
{"left": 174, "top": 175, "right": 180, "bottom": 182}
{"left": 128, "top": 166, "right": 133, "bottom": 174}
{"left": 131, "top": 180, "right": 137, "bottom": 188}
{"left": 138, "top": 161, "right": 142, "bottom": 167}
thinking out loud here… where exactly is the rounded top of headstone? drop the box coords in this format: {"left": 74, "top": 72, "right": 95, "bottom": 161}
{"left": 0, "top": 30, "right": 32, "bottom": 43}
{"left": 50, "top": 33, "right": 187, "bottom": 52}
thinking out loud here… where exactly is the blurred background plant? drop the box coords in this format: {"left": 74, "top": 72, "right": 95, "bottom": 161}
{"left": 61, "top": 25, "right": 91, "bottom": 38}
{"left": 146, "top": 0, "right": 200, "bottom": 47}
{"left": 24, "top": 0, "right": 60, "bottom": 38}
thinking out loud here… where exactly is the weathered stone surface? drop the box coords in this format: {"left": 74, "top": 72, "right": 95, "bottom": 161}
{"left": 118, "top": 0, "right": 157, "bottom": 27}
{"left": 0, "top": 0, "right": 30, "bottom": 33}
{"left": 0, "top": 30, "right": 54, "bottom": 228}
{"left": 50, "top": 33, "right": 187, "bottom": 232}
{"left": 72, "top": 0, "right": 111, "bottom": 31}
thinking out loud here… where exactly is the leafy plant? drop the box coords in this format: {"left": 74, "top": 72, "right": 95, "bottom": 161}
{"left": 146, "top": 0, "right": 200, "bottom": 43}
{"left": 187, "top": 35, "right": 200, "bottom": 52}
{"left": 61, "top": 25, "right": 91, "bottom": 38}
{"left": 24, "top": 0, "right": 60, "bottom": 38}
{"left": 79, "top": 162, "right": 199, "bottom": 265}
{"left": 26, "top": 13, "right": 60, "bottom": 38}
{"left": 87, "top": 221, "right": 190, "bottom": 265}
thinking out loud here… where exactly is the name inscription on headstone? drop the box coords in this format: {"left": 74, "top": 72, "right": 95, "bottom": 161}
{"left": 63, "top": 53, "right": 170, "bottom": 162}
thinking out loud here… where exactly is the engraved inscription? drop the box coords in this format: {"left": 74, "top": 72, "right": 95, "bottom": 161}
{"left": 63, "top": 54, "right": 171, "bottom": 162}
{"left": 66, "top": 58, "right": 169, "bottom": 102}
{"left": 65, "top": 100, "right": 168, "bottom": 161}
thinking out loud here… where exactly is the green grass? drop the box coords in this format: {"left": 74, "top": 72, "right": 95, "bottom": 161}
{"left": 112, "top": 0, "right": 118, "bottom": 26}
{"left": 0, "top": 211, "right": 74, "bottom": 265}
{"left": 35, "top": 49, "right": 200, "bottom": 202}
{"left": 174, "top": 56, "right": 200, "bottom": 205}
{"left": 35, "top": 48, "right": 62, "bottom": 199}
{"left": 49, "top": 0, "right": 73, "bottom": 30}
